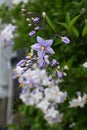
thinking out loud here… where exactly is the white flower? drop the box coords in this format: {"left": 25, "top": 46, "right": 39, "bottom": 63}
{"left": 83, "top": 62, "right": 87, "bottom": 68}
{"left": 45, "top": 86, "right": 67, "bottom": 103}
{"left": 64, "top": 65, "right": 69, "bottom": 70}
{"left": 69, "top": 92, "right": 87, "bottom": 108}
{"left": 1, "top": 24, "right": 16, "bottom": 46}
{"left": 31, "top": 89, "right": 43, "bottom": 104}
{"left": 44, "top": 107, "right": 63, "bottom": 124}
{"left": 16, "top": 60, "right": 67, "bottom": 124}
{"left": 16, "top": 65, "right": 24, "bottom": 75}
{"left": 37, "top": 99, "right": 50, "bottom": 112}
{"left": 20, "top": 92, "right": 35, "bottom": 105}
{"left": 69, "top": 122, "right": 76, "bottom": 128}
{"left": 42, "top": 12, "right": 46, "bottom": 18}
{"left": 45, "top": 107, "right": 58, "bottom": 118}
{"left": 12, "top": 0, "right": 28, "bottom": 4}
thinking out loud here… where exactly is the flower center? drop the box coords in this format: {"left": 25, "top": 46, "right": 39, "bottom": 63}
{"left": 19, "top": 83, "right": 24, "bottom": 87}
{"left": 41, "top": 46, "right": 45, "bottom": 51}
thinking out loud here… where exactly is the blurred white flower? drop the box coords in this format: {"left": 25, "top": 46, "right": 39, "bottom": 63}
{"left": 44, "top": 107, "right": 63, "bottom": 124}
{"left": 15, "top": 61, "right": 67, "bottom": 124}
{"left": 12, "top": 0, "right": 28, "bottom": 4}
{"left": 1, "top": 24, "right": 16, "bottom": 46}
{"left": 45, "top": 86, "right": 67, "bottom": 103}
{"left": 37, "top": 99, "right": 50, "bottom": 112}
{"left": 83, "top": 62, "right": 87, "bottom": 68}
{"left": 69, "top": 92, "right": 87, "bottom": 108}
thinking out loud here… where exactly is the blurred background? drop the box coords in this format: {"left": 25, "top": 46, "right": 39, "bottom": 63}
{"left": 0, "top": 0, "right": 87, "bottom": 130}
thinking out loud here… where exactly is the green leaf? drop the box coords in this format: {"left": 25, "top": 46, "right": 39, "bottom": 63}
{"left": 82, "top": 19, "right": 87, "bottom": 36}
{"left": 65, "top": 12, "right": 71, "bottom": 25}
{"left": 57, "top": 22, "right": 68, "bottom": 30}
{"left": 54, "top": 38, "right": 62, "bottom": 46}
{"left": 69, "top": 15, "right": 80, "bottom": 30}
{"left": 46, "top": 15, "right": 56, "bottom": 32}
{"left": 7, "top": 124, "right": 17, "bottom": 130}
{"left": 72, "top": 26, "right": 79, "bottom": 37}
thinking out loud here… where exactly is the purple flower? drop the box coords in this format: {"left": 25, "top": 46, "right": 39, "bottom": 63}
{"left": 34, "top": 26, "right": 40, "bottom": 31}
{"left": 39, "top": 86, "right": 44, "bottom": 92}
{"left": 40, "top": 60, "right": 46, "bottom": 69}
{"left": 33, "top": 17, "right": 40, "bottom": 24}
{"left": 61, "top": 36, "right": 70, "bottom": 44}
{"left": 57, "top": 71, "right": 63, "bottom": 78}
{"left": 29, "top": 30, "right": 36, "bottom": 37}
{"left": 51, "top": 59, "right": 58, "bottom": 67}
{"left": 22, "top": 88, "right": 27, "bottom": 94}
{"left": 31, "top": 36, "right": 55, "bottom": 58}
{"left": 32, "top": 90, "right": 36, "bottom": 95}
{"left": 48, "top": 75, "right": 52, "bottom": 81}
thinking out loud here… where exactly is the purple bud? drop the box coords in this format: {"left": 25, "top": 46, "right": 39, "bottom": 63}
{"left": 39, "top": 87, "right": 44, "bottom": 92}
{"left": 40, "top": 60, "right": 46, "bottom": 69}
{"left": 32, "top": 90, "right": 36, "bottom": 95}
{"left": 12, "top": 75, "right": 17, "bottom": 79}
{"left": 22, "top": 88, "right": 27, "bottom": 94}
{"left": 57, "top": 71, "right": 63, "bottom": 78}
{"left": 61, "top": 36, "right": 70, "bottom": 44}
{"left": 48, "top": 75, "right": 52, "bottom": 81}
{"left": 51, "top": 59, "right": 58, "bottom": 67}
{"left": 33, "top": 17, "right": 40, "bottom": 24}
{"left": 17, "top": 60, "right": 25, "bottom": 66}
{"left": 25, "top": 56, "right": 31, "bottom": 60}
{"left": 29, "top": 30, "right": 36, "bottom": 37}
{"left": 34, "top": 26, "right": 40, "bottom": 31}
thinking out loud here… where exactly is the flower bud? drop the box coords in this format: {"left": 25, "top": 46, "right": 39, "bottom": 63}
{"left": 42, "top": 11, "right": 46, "bottom": 18}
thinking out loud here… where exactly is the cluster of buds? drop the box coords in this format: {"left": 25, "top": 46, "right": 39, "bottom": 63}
{"left": 21, "top": 8, "right": 46, "bottom": 37}
{"left": 27, "top": 17, "right": 40, "bottom": 36}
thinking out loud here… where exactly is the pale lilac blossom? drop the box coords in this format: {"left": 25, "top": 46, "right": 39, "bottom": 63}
{"left": 31, "top": 36, "right": 55, "bottom": 58}
{"left": 1, "top": 24, "right": 16, "bottom": 46}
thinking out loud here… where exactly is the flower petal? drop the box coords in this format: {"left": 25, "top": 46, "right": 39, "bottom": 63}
{"left": 31, "top": 43, "right": 41, "bottom": 51}
{"left": 45, "top": 47, "right": 55, "bottom": 54}
{"left": 38, "top": 51, "right": 45, "bottom": 58}
{"left": 37, "top": 36, "right": 45, "bottom": 43}
{"left": 45, "top": 39, "right": 53, "bottom": 46}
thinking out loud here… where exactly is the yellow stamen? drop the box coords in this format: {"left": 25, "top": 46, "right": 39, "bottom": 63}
{"left": 74, "top": 104, "right": 78, "bottom": 107}
{"left": 28, "top": 75, "right": 32, "bottom": 78}
{"left": 85, "top": 99, "right": 87, "bottom": 103}
{"left": 13, "top": 68, "right": 16, "bottom": 72}
{"left": 41, "top": 46, "right": 45, "bottom": 51}
{"left": 64, "top": 98, "right": 67, "bottom": 101}
{"left": 16, "top": 74, "right": 20, "bottom": 78}
{"left": 19, "top": 83, "right": 24, "bottom": 87}
{"left": 27, "top": 52, "right": 33, "bottom": 57}
{"left": 30, "top": 83, "right": 32, "bottom": 87}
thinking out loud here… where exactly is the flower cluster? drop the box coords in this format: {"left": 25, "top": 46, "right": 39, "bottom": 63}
{"left": 13, "top": 34, "right": 69, "bottom": 124}
{"left": 13, "top": 9, "right": 71, "bottom": 124}
{"left": 0, "top": 24, "right": 17, "bottom": 47}
{"left": 14, "top": 60, "right": 67, "bottom": 124}
{"left": 21, "top": 9, "right": 43, "bottom": 37}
